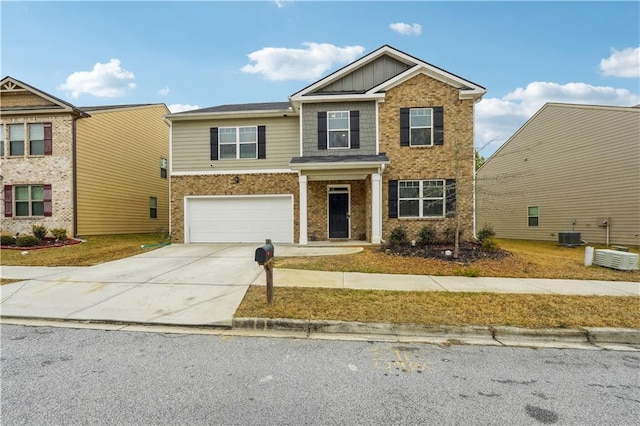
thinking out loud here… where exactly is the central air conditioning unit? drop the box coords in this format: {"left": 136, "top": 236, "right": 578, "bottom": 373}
{"left": 593, "top": 249, "right": 639, "bottom": 271}
{"left": 558, "top": 232, "right": 581, "bottom": 247}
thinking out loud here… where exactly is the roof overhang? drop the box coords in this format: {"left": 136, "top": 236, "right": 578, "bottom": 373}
{"left": 165, "top": 108, "right": 297, "bottom": 122}
{"left": 290, "top": 155, "right": 389, "bottom": 181}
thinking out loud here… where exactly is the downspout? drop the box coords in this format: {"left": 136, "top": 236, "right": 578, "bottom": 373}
{"left": 167, "top": 118, "right": 173, "bottom": 239}
{"left": 72, "top": 117, "right": 78, "bottom": 237}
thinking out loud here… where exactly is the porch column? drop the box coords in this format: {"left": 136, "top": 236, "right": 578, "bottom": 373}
{"left": 371, "top": 173, "right": 382, "bottom": 244}
{"left": 298, "top": 174, "right": 308, "bottom": 245}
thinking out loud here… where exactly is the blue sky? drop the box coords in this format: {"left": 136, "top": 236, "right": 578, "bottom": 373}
{"left": 2, "top": 1, "right": 639, "bottom": 156}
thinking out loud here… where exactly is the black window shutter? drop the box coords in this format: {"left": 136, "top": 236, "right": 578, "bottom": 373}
{"left": 388, "top": 180, "right": 398, "bottom": 218}
{"left": 350, "top": 111, "right": 359, "bottom": 149}
{"left": 317, "top": 112, "right": 327, "bottom": 150}
{"left": 44, "top": 184, "right": 52, "bottom": 217}
{"left": 445, "top": 179, "right": 456, "bottom": 214}
{"left": 4, "top": 185, "right": 12, "bottom": 217}
{"left": 44, "top": 122, "right": 53, "bottom": 155}
{"left": 210, "top": 127, "right": 219, "bottom": 160}
{"left": 400, "top": 108, "right": 410, "bottom": 146}
{"left": 257, "top": 125, "right": 266, "bottom": 159}
{"left": 434, "top": 107, "right": 444, "bottom": 145}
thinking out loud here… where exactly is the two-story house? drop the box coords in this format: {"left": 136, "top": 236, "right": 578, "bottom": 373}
{"left": 166, "top": 45, "right": 485, "bottom": 245}
{"left": 0, "top": 76, "right": 170, "bottom": 238}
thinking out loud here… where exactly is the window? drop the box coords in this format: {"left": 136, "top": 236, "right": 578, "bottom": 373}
{"left": 9, "top": 124, "right": 24, "bottom": 156}
{"left": 398, "top": 180, "right": 445, "bottom": 218}
{"left": 29, "top": 124, "right": 45, "bottom": 155}
{"left": 150, "top": 197, "right": 158, "bottom": 219}
{"left": 328, "top": 111, "right": 349, "bottom": 148}
{"left": 528, "top": 206, "right": 539, "bottom": 227}
{"left": 410, "top": 108, "right": 432, "bottom": 146}
{"left": 15, "top": 185, "right": 44, "bottom": 216}
{"left": 0, "top": 126, "right": 4, "bottom": 157}
{"left": 160, "top": 157, "right": 168, "bottom": 179}
{"left": 219, "top": 126, "right": 257, "bottom": 159}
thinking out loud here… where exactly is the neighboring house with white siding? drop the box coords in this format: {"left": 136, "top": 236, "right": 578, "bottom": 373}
{"left": 476, "top": 103, "right": 640, "bottom": 246}
{"left": 0, "top": 76, "right": 169, "bottom": 237}
{"left": 166, "top": 45, "right": 486, "bottom": 245}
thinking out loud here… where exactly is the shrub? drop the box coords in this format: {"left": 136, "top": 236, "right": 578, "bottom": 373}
{"left": 442, "top": 226, "right": 461, "bottom": 244}
{"left": 477, "top": 224, "right": 496, "bottom": 243}
{"left": 453, "top": 267, "right": 480, "bottom": 277}
{"left": 389, "top": 226, "right": 409, "bottom": 246}
{"left": 51, "top": 228, "right": 68, "bottom": 241}
{"left": 482, "top": 238, "right": 499, "bottom": 252}
{"left": 31, "top": 224, "right": 47, "bottom": 240}
{"left": 16, "top": 235, "right": 41, "bottom": 247}
{"left": 417, "top": 225, "right": 437, "bottom": 246}
{"left": 1, "top": 235, "right": 16, "bottom": 246}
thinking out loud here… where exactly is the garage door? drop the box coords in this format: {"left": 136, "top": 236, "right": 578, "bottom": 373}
{"left": 186, "top": 195, "right": 294, "bottom": 243}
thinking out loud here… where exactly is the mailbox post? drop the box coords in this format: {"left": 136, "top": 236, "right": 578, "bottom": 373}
{"left": 255, "top": 239, "right": 275, "bottom": 306}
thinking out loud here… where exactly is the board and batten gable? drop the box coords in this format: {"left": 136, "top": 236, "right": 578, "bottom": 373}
{"left": 476, "top": 103, "right": 640, "bottom": 246}
{"left": 75, "top": 104, "right": 170, "bottom": 235}
{"left": 171, "top": 115, "right": 299, "bottom": 172}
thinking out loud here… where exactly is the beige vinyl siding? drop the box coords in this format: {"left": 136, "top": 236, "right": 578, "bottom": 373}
{"left": 76, "top": 104, "right": 170, "bottom": 235}
{"left": 476, "top": 104, "right": 640, "bottom": 246}
{"left": 172, "top": 116, "right": 299, "bottom": 172}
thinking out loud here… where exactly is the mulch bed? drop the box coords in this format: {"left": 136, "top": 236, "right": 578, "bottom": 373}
{"left": 381, "top": 241, "right": 511, "bottom": 263}
{"left": 1, "top": 237, "right": 82, "bottom": 251}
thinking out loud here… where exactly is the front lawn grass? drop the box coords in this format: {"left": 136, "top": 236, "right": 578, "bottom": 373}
{"left": 236, "top": 286, "right": 640, "bottom": 329}
{"left": 274, "top": 239, "right": 640, "bottom": 281}
{"left": 1, "top": 233, "right": 166, "bottom": 267}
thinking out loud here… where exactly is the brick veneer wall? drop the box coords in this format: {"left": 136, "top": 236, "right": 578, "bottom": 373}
{"left": 307, "top": 180, "right": 367, "bottom": 241}
{"left": 170, "top": 173, "right": 300, "bottom": 243}
{"left": 379, "top": 73, "right": 476, "bottom": 242}
{"left": 0, "top": 114, "right": 76, "bottom": 237}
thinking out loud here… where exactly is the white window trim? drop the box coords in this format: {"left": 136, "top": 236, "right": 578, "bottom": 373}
{"left": 14, "top": 184, "right": 45, "bottom": 217}
{"left": 527, "top": 205, "right": 539, "bottom": 227}
{"left": 218, "top": 126, "right": 258, "bottom": 160}
{"left": 28, "top": 123, "right": 45, "bottom": 156}
{"left": 409, "top": 108, "right": 434, "bottom": 147}
{"left": 398, "top": 179, "right": 445, "bottom": 218}
{"left": 8, "top": 123, "right": 25, "bottom": 157}
{"left": 327, "top": 111, "right": 350, "bottom": 150}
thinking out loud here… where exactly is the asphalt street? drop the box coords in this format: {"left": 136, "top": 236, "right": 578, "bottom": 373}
{"left": 2, "top": 324, "right": 639, "bottom": 425}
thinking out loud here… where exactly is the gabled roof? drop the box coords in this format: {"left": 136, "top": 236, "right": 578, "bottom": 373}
{"left": 0, "top": 76, "right": 90, "bottom": 117}
{"left": 166, "top": 102, "right": 294, "bottom": 121}
{"left": 289, "top": 45, "right": 486, "bottom": 107}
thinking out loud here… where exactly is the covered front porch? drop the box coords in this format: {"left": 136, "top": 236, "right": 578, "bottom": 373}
{"left": 290, "top": 155, "right": 389, "bottom": 245}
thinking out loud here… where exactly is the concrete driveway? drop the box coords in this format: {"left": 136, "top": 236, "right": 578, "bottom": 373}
{"left": 1, "top": 244, "right": 275, "bottom": 327}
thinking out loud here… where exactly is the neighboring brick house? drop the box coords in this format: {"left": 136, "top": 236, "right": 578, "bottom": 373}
{"left": 0, "top": 76, "right": 170, "bottom": 237}
{"left": 477, "top": 103, "right": 640, "bottom": 246}
{"left": 167, "top": 45, "right": 486, "bottom": 244}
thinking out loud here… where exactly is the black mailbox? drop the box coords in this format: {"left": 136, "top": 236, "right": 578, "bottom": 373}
{"left": 255, "top": 243, "right": 274, "bottom": 265}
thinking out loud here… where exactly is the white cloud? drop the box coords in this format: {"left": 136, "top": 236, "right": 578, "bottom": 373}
{"left": 475, "top": 81, "right": 640, "bottom": 155}
{"left": 241, "top": 43, "right": 365, "bottom": 81}
{"left": 600, "top": 46, "right": 640, "bottom": 78}
{"left": 389, "top": 22, "right": 422, "bottom": 36}
{"left": 158, "top": 86, "right": 170, "bottom": 96}
{"left": 58, "top": 59, "right": 136, "bottom": 98}
{"left": 168, "top": 104, "right": 200, "bottom": 113}
{"left": 273, "top": 1, "right": 286, "bottom": 8}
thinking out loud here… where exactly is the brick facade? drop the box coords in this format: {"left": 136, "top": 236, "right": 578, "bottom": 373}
{"left": 0, "top": 114, "right": 76, "bottom": 237}
{"left": 170, "top": 173, "right": 300, "bottom": 243}
{"left": 379, "top": 73, "right": 476, "bottom": 242}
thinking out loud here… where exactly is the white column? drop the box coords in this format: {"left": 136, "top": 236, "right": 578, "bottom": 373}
{"left": 298, "top": 174, "right": 308, "bottom": 245}
{"left": 371, "top": 173, "right": 382, "bottom": 244}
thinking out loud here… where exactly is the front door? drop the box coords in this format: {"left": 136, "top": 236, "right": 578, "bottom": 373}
{"left": 328, "top": 192, "right": 349, "bottom": 238}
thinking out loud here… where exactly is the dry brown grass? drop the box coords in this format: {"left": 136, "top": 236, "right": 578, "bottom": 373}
{"left": 236, "top": 286, "right": 640, "bottom": 329}
{"left": 274, "top": 239, "right": 640, "bottom": 281}
{"left": 1, "top": 233, "right": 167, "bottom": 267}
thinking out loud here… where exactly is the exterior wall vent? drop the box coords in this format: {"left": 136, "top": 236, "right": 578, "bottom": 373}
{"left": 593, "top": 249, "right": 639, "bottom": 271}
{"left": 558, "top": 232, "right": 581, "bottom": 247}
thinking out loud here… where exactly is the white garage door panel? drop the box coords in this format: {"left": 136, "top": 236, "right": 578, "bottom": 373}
{"left": 188, "top": 196, "right": 293, "bottom": 243}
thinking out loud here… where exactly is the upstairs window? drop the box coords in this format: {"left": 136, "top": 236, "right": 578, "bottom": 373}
{"left": 328, "top": 111, "right": 350, "bottom": 149}
{"left": 29, "top": 123, "right": 45, "bottom": 155}
{"left": 15, "top": 185, "right": 45, "bottom": 216}
{"left": 410, "top": 108, "right": 432, "bottom": 146}
{"left": 160, "top": 157, "right": 168, "bottom": 179}
{"left": 9, "top": 124, "right": 24, "bottom": 156}
{"left": 219, "top": 126, "right": 257, "bottom": 159}
{"left": 0, "top": 127, "right": 4, "bottom": 156}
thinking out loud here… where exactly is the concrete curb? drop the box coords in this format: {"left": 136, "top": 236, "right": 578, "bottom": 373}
{"left": 232, "top": 317, "right": 640, "bottom": 346}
